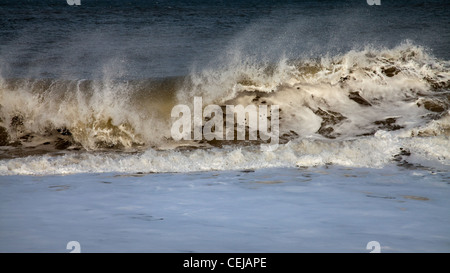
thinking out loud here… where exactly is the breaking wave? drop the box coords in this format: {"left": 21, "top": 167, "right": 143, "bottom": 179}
{"left": 1, "top": 42, "right": 449, "bottom": 174}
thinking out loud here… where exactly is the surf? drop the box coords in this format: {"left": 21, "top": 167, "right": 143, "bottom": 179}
{"left": 0, "top": 42, "right": 449, "bottom": 174}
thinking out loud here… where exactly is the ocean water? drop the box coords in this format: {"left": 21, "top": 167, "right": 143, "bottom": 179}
{"left": 0, "top": 0, "right": 449, "bottom": 252}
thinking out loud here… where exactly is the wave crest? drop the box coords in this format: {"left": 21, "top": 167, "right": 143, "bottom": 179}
{"left": 0, "top": 42, "right": 449, "bottom": 161}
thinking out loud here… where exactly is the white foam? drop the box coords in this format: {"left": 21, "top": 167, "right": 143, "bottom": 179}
{"left": 1, "top": 42, "right": 449, "bottom": 175}
{"left": 1, "top": 132, "right": 448, "bottom": 175}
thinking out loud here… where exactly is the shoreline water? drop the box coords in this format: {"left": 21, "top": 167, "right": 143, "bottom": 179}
{"left": 1, "top": 165, "right": 449, "bottom": 253}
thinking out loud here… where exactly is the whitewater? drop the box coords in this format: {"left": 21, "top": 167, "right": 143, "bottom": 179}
{"left": 0, "top": 42, "right": 449, "bottom": 175}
